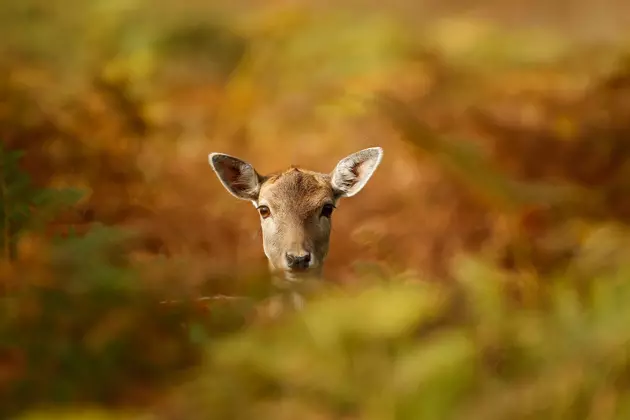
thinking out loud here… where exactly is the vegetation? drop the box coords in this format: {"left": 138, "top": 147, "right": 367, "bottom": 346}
{"left": 2, "top": 1, "right": 630, "bottom": 419}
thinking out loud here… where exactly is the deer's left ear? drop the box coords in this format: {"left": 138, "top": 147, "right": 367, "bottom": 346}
{"left": 330, "top": 147, "right": 383, "bottom": 197}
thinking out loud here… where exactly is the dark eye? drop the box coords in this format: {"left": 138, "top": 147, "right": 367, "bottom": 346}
{"left": 257, "top": 205, "right": 271, "bottom": 219}
{"left": 321, "top": 203, "right": 335, "bottom": 218}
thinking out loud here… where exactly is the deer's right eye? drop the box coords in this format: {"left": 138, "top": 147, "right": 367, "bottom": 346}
{"left": 257, "top": 205, "right": 271, "bottom": 219}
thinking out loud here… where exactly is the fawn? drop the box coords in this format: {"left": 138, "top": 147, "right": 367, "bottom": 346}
{"left": 209, "top": 147, "right": 383, "bottom": 314}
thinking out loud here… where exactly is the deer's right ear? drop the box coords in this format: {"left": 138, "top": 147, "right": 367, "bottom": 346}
{"left": 209, "top": 153, "right": 262, "bottom": 201}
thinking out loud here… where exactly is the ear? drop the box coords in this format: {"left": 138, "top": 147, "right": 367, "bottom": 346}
{"left": 330, "top": 147, "right": 383, "bottom": 197}
{"left": 208, "top": 153, "right": 262, "bottom": 201}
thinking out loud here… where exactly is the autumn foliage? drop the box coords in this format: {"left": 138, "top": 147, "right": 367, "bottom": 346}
{"left": 3, "top": 1, "right": 630, "bottom": 419}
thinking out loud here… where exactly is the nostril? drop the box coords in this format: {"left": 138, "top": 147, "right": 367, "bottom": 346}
{"left": 286, "top": 252, "right": 311, "bottom": 270}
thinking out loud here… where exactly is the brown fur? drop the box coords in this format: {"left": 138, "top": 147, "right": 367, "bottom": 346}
{"left": 260, "top": 169, "right": 334, "bottom": 220}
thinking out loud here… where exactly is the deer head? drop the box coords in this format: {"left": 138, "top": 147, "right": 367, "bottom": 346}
{"left": 208, "top": 147, "right": 383, "bottom": 285}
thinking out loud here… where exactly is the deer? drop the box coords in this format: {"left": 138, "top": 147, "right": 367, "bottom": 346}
{"left": 208, "top": 147, "right": 383, "bottom": 316}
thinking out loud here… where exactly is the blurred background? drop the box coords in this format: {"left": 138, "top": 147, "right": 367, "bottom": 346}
{"left": 3, "top": 0, "right": 630, "bottom": 419}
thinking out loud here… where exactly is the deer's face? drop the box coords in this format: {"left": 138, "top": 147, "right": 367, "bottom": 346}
{"left": 254, "top": 168, "right": 335, "bottom": 279}
{"left": 209, "top": 148, "right": 383, "bottom": 281}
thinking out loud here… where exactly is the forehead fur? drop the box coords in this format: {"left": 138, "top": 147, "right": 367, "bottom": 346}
{"left": 259, "top": 167, "right": 333, "bottom": 214}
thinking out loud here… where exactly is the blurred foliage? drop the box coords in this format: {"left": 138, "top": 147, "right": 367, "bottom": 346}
{"left": 0, "top": 148, "right": 250, "bottom": 417}
{"left": 3, "top": 0, "right": 630, "bottom": 418}
{"left": 0, "top": 221, "right": 265, "bottom": 418}
{"left": 0, "top": 144, "right": 83, "bottom": 261}
{"left": 155, "top": 229, "right": 630, "bottom": 419}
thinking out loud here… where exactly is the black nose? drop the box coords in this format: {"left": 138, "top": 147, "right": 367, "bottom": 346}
{"left": 285, "top": 252, "right": 311, "bottom": 270}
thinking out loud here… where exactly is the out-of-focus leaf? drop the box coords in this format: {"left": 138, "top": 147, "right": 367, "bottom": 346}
{"left": 394, "top": 331, "right": 476, "bottom": 417}
{"left": 453, "top": 256, "right": 506, "bottom": 328}
{"left": 395, "top": 331, "right": 475, "bottom": 388}
{"left": 301, "top": 283, "right": 444, "bottom": 342}
{"left": 1, "top": 149, "right": 26, "bottom": 163}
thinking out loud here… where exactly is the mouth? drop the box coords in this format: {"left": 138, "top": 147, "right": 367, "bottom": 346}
{"left": 285, "top": 269, "right": 311, "bottom": 281}
{"left": 284, "top": 266, "right": 319, "bottom": 281}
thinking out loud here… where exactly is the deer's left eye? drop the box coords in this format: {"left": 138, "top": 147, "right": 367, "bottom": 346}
{"left": 321, "top": 203, "right": 335, "bottom": 218}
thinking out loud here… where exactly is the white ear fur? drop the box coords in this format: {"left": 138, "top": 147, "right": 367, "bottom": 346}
{"left": 208, "top": 153, "right": 262, "bottom": 201}
{"left": 330, "top": 147, "right": 383, "bottom": 197}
